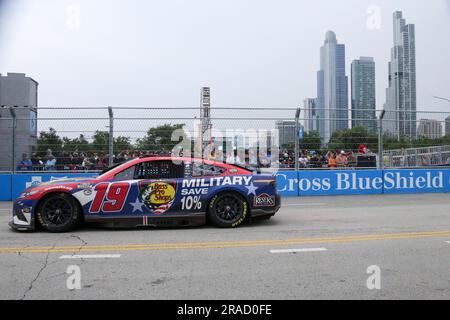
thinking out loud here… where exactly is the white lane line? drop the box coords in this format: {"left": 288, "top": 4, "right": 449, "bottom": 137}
{"left": 270, "top": 248, "right": 328, "bottom": 254}
{"left": 59, "top": 254, "right": 121, "bottom": 259}
{"left": 445, "top": 241, "right": 450, "bottom": 244}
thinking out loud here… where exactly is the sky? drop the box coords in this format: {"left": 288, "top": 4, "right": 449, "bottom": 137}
{"left": 0, "top": 0, "right": 449, "bottom": 116}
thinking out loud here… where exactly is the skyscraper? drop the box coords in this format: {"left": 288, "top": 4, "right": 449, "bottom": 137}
{"left": 276, "top": 120, "right": 297, "bottom": 147}
{"left": 316, "top": 31, "right": 348, "bottom": 144}
{"left": 383, "top": 11, "right": 417, "bottom": 139}
{"left": 417, "top": 119, "right": 442, "bottom": 140}
{"left": 445, "top": 116, "right": 450, "bottom": 136}
{"left": 351, "top": 57, "right": 377, "bottom": 134}
{"left": 303, "top": 98, "right": 319, "bottom": 134}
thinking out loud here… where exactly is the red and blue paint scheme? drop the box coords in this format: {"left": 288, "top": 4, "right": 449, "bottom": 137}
{"left": 10, "top": 157, "right": 280, "bottom": 232}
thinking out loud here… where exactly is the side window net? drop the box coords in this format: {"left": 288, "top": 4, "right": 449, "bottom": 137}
{"left": 136, "top": 161, "right": 184, "bottom": 179}
{"left": 192, "top": 163, "right": 225, "bottom": 177}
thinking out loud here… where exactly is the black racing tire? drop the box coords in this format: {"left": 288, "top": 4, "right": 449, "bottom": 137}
{"left": 36, "top": 193, "right": 82, "bottom": 233}
{"left": 208, "top": 192, "right": 248, "bottom": 228}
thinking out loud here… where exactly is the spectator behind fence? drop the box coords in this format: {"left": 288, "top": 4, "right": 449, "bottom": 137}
{"left": 44, "top": 155, "right": 57, "bottom": 171}
{"left": 82, "top": 154, "right": 94, "bottom": 170}
{"left": 309, "top": 152, "right": 321, "bottom": 168}
{"left": 328, "top": 152, "right": 336, "bottom": 169}
{"left": 58, "top": 151, "right": 71, "bottom": 170}
{"left": 96, "top": 154, "right": 107, "bottom": 170}
{"left": 347, "top": 152, "right": 357, "bottom": 168}
{"left": 17, "top": 153, "right": 33, "bottom": 171}
{"left": 358, "top": 144, "right": 368, "bottom": 154}
{"left": 31, "top": 153, "right": 43, "bottom": 171}
{"left": 72, "top": 152, "right": 83, "bottom": 169}
{"left": 299, "top": 153, "right": 309, "bottom": 168}
{"left": 114, "top": 153, "right": 126, "bottom": 164}
{"left": 336, "top": 151, "right": 348, "bottom": 168}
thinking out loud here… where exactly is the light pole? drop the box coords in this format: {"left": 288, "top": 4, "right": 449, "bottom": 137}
{"left": 433, "top": 96, "right": 450, "bottom": 104}
{"left": 294, "top": 108, "right": 301, "bottom": 171}
{"left": 108, "top": 106, "right": 114, "bottom": 167}
{"left": 378, "top": 110, "right": 386, "bottom": 170}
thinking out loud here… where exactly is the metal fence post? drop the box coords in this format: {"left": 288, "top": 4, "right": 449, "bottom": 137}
{"left": 294, "top": 108, "right": 301, "bottom": 171}
{"left": 378, "top": 110, "right": 385, "bottom": 170}
{"left": 9, "top": 107, "right": 17, "bottom": 173}
{"left": 108, "top": 107, "right": 114, "bottom": 167}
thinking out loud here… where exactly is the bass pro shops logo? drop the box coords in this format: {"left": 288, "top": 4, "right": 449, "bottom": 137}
{"left": 254, "top": 193, "right": 275, "bottom": 207}
{"left": 139, "top": 181, "right": 177, "bottom": 214}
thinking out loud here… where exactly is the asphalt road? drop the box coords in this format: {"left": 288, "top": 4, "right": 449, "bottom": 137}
{"left": 0, "top": 193, "right": 450, "bottom": 300}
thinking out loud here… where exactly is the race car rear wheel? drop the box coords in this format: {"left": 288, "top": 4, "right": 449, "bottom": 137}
{"left": 36, "top": 193, "right": 82, "bottom": 233}
{"left": 208, "top": 192, "right": 248, "bottom": 228}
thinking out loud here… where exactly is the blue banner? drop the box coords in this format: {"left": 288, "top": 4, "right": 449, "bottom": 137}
{"left": 383, "top": 169, "right": 450, "bottom": 194}
{"left": 1, "top": 170, "right": 449, "bottom": 201}
{"left": 276, "top": 171, "right": 300, "bottom": 197}
{"left": 0, "top": 175, "right": 12, "bottom": 201}
{"left": 11, "top": 173, "right": 99, "bottom": 200}
{"left": 296, "top": 170, "right": 384, "bottom": 196}
{"left": 275, "top": 169, "right": 450, "bottom": 197}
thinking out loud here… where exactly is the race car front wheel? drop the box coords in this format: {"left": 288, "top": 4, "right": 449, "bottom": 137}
{"left": 36, "top": 193, "right": 82, "bottom": 233}
{"left": 208, "top": 192, "right": 248, "bottom": 228}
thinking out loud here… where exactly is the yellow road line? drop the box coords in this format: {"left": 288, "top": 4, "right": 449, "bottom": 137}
{"left": 1, "top": 230, "right": 450, "bottom": 254}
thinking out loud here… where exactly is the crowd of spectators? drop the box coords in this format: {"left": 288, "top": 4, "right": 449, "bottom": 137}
{"left": 16, "top": 144, "right": 373, "bottom": 172}
{"left": 279, "top": 144, "right": 371, "bottom": 169}
{"left": 16, "top": 149, "right": 171, "bottom": 172}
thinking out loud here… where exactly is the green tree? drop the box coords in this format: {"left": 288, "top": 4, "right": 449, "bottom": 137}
{"left": 62, "top": 134, "right": 90, "bottom": 153}
{"left": 328, "top": 126, "right": 378, "bottom": 152}
{"left": 136, "top": 124, "right": 186, "bottom": 153}
{"left": 383, "top": 135, "right": 450, "bottom": 151}
{"left": 91, "top": 131, "right": 133, "bottom": 155}
{"left": 114, "top": 136, "right": 133, "bottom": 154}
{"left": 90, "top": 131, "right": 109, "bottom": 154}
{"left": 37, "top": 128, "right": 63, "bottom": 156}
{"left": 300, "top": 131, "right": 322, "bottom": 151}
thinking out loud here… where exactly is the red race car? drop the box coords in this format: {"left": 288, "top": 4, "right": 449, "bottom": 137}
{"left": 10, "top": 157, "right": 281, "bottom": 232}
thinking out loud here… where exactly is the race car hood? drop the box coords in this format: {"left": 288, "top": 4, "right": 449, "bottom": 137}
{"left": 25, "top": 177, "right": 98, "bottom": 191}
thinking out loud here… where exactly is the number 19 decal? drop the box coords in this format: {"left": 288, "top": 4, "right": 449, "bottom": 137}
{"left": 89, "top": 182, "right": 131, "bottom": 213}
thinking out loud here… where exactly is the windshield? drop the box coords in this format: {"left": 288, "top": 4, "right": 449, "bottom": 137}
{"left": 95, "top": 159, "right": 134, "bottom": 180}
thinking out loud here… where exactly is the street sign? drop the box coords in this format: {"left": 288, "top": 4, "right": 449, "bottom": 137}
{"left": 298, "top": 127, "right": 304, "bottom": 140}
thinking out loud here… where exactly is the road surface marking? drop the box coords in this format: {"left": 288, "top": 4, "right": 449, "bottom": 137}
{"left": 270, "top": 248, "right": 327, "bottom": 254}
{"left": 59, "top": 254, "right": 121, "bottom": 259}
{"left": 446, "top": 241, "right": 450, "bottom": 244}
{"left": 2, "top": 230, "right": 450, "bottom": 254}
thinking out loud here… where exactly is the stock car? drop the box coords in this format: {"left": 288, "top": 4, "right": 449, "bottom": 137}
{"left": 9, "top": 157, "right": 281, "bottom": 232}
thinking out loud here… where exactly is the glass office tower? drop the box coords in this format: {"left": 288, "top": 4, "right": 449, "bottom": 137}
{"left": 316, "top": 31, "right": 348, "bottom": 144}
{"left": 383, "top": 11, "right": 417, "bottom": 139}
{"left": 351, "top": 57, "right": 377, "bottom": 134}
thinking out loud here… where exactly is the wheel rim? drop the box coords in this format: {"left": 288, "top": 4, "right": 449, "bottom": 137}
{"left": 41, "top": 197, "right": 74, "bottom": 226}
{"left": 215, "top": 195, "right": 243, "bottom": 222}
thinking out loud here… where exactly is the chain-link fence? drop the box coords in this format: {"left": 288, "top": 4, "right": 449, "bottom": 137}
{"left": 0, "top": 106, "right": 449, "bottom": 172}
